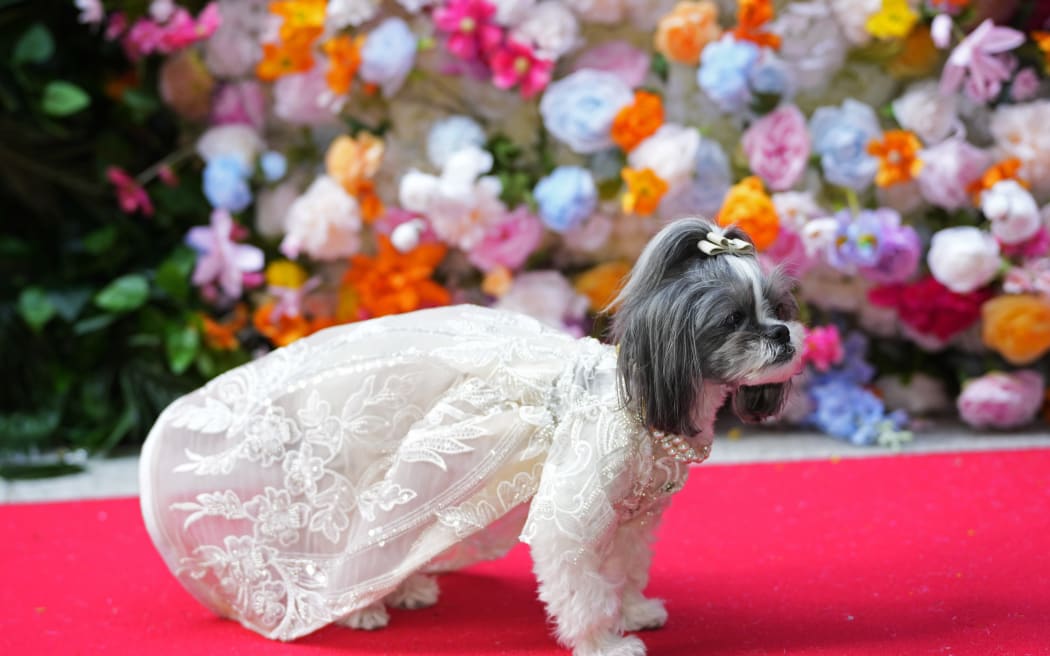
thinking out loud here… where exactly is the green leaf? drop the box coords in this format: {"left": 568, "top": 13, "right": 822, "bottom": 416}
{"left": 42, "top": 81, "right": 91, "bottom": 117}
{"left": 73, "top": 313, "right": 117, "bottom": 335}
{"left": 13, "top": 23, "right": 54, "bottom": 65}
{"left": 17, "top": 287, "right": 55, "bottom": 331}
{"left": 94, "top": 274, "right": 149, "bottom": 313}
{"left": 165, "top": 323, "right": 200, "bottom": 375}
{"left": 82, "top": 225, "right": 118, "bottom": 255}
{"left": 48, "top": 287, "right": 93, "bottom": 321}
{"left": 122, "top": 88, "right": 160, "bottom": 123}
{"left": 155, "top": 246, "right": 196, "bottom": 302}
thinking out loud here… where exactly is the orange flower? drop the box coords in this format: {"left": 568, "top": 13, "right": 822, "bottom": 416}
{"left": 967, "top": 158, "right": 1029, "bottom": 204}
{"left": 611, "top": 91, "right": 665, "bottom": 152}
{"left": 868, "top": 130, "right": 924, "bottom": 187}
{"left": 1035, "top": 32, "right": 1050, "bottom": 73}
{"left": 325, "top": 133, "right": 385, "bottom": 193}
{"left": 354, "top": 180, "right": 385, "bottom": 224}
{"left": 654, "top": 1, "right": 722, "bottom": 65}
{"left": 888, "top": 26, "right": 941, "bottom": 79}
{"left": 256, "top": 31, "right": 318, "bottom": 82}
{"left": 482, "top": 266, "right": 513, "bottom": 298}
{"left": 200, "top": 304, "right": 248, "bottom": 351}
{"left": 270, "top": 0, "right": 326, "bottom": 41}
{"left": 252, "top": 301, "right": 332, "bottom": 347}
{"left": 733, "top": 0, "right": 781, "bottom": 50}
{"left": 342, "top": 236, "right": 450, "bottom": 318}
{"left": 323, "top": 35, "right": 364, "bottom": 96}
{"left": 982, "top": 295, "right": 1050, "bottom": 365}
{"left": 575, "top": 261, "right": 632, "bottom": 312}
{"left": 716, "top": 176, "right": 779, "bottom": 251}
{"left": 621, "top": 168, "right": 669, "bottom": 216}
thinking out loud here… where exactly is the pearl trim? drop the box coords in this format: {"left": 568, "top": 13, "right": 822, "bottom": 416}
{"left": 651, "top": 430, "right": 711, "bottom": 464}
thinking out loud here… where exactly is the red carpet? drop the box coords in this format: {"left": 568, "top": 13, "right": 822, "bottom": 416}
{"left": 3, "top": 449, "right": 1050, "bottom": 656}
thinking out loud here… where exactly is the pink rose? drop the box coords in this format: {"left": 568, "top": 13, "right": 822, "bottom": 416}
{"left": 762, "top": 225, "right": 813, "bottom": 277}
{"left": 211, "top": 81, "right": 266, "bottom": 128}
{"left": 917, "top": 139, "right": 992, "bottom": 211}
{"left": 572, "top": 41, "right": 651, "bottom": 89}
{"left": 957, "top": 370, "right": 1044, "bottom": 429}
{"left": 273, "top": 69, "right": 338, "bottom": 126}
{"left": 802, "top": 325, "right": 845, "bottom": 372}
{"left": 742, "top": 105, "right": 810, "bottom": 192}
{"left": 467, "top": 206, "right": 544, "bottom": 272}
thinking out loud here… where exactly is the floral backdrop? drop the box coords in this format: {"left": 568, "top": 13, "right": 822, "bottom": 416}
{"left": 4, "top": 0, "right": 1050, "bottom": 472}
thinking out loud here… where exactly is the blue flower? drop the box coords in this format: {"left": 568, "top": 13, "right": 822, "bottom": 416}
{"left": 533, "top": 166, "right": 597, "bottom": 233}
{"left": 807, "top": 379, "right": 886, "bottom": 445}
{"left": 540, "top": 70, "right": 633, "bottom": 154}
{"left": 360, "top": 18, "right": 418, "bottom": 97}
{"left": 203, "top": 155, "right": 252, "bottom": 212}
{"left": 809, "top": 99, "right": 881, "bottom": 190}
{"left": 697, "top": 36, "right": 760, "bottom": 113}
{"left": 812, "top": 331, "right": 875, "bottom": 387}
{"left": 748, "top": 51, "right": 793, "bottom": 98}
{"left": 693, "top": 138, "right": 732, "bottom": 214}
{"left": 826, "top": 208, "right": 921, "bottom": 284}
{"left": 427, "top": 116, "right": 487, "bottom": 169}
{"left": 260, "top": 151, "right": 287, "bottom": 182}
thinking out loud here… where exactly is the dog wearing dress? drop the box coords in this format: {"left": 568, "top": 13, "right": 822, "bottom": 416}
{"left": 140, "top": 217, "right": 803, "bottom": 656}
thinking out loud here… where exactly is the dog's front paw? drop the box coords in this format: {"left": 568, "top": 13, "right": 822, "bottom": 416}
{"left": 574, "top": 633, "right": 647, "bottom": 656}
{"left": 337, "top": 603, "right": 390, "bottom": 630}
{"left": 622, "top": 596, "right": 667, "bottom": 632}
{"left": 385, "top": 573, "right": 440, "bottom": 609}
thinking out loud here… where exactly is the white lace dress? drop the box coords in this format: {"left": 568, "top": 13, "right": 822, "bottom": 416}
{"left": 140, "top": 305, "right": 699, "bottom": 641}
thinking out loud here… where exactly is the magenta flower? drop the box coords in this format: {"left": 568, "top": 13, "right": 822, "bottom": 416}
{"left": 940, "top": 19, "right": 1025, "bottom": 103}
{"left": 488, "top": 39, "right": 554, "bottom": 98}
{"left": 157, "top": 4, "right": 222, "bottom": 52}
{"left": 433, "top": 0, "right": 503, "bottom": 62}
{"left": 106, "top": 166, "right": 154, "bottom": 217}
{"left": 186, "top": 210, "right": 264, "bottom": 300}
{"left": 803, "top": 325, "right": 845, "bottom": 373}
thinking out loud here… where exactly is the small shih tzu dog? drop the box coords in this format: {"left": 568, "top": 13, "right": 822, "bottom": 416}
{"left": 140, "top": 217, "right": 804, "bottom": 656}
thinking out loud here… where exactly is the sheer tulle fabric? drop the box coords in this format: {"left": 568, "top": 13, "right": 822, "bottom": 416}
{"left": 140, "top": 305, "right": 683, "bottom": 640}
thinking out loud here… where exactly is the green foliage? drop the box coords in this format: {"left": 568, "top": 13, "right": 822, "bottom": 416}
{"left": 0, "top": 2, "right": 233, "bottom": 475}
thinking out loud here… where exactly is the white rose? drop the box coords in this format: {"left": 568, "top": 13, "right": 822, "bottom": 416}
{"left": 325, "top": 0, "right": 378, "bottom": 29}
{"left": 892, "top": 81, "right": 960, "bottom": 145}
{"left": 441, "top": 146, "right": 494, "bottom": 187}
{"left": 627, "top": 124, "right": 700, "bottom": 190}
{"left": 398, "top": 170, "right": 441, "bottom": 214}
{"left": 990, "top": 100, "right": 1050, "bottom": 201}
{"left": 512, "top": 2, "right": 580, "bottom": 60}
{"left": 491, "top": 0, "right": 537, "bottom": 25}
{"left": 770, "top": 0, "right": 848, "bottom": 92}
{"left": 196, "top": 124, "right": 263, "bottom": 169}
{"left": 280, "top": 176, "right": 362, "bottom": 261}
{"left": 561, "top": 0, "right": 625, "bottom": 23}
{"left": 772, "top": 191, "right": 828, "bottom": 233}
{"left": 982, "top": 180, "right": 1042, "bottom": 245}
{"left": 427, "top": 116, "right": 488, "bottom": 169}
{"left": 927, "top": 227, "right": 1001, "bottom": 294}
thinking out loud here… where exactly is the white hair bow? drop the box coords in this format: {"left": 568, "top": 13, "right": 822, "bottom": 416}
{"left": 698, "top": 232, "right": 754, "bottom": 257}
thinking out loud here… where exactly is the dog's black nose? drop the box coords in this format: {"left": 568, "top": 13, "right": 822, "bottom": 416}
{"left": 765, "top": 324, "right": 790, "bottom": 344}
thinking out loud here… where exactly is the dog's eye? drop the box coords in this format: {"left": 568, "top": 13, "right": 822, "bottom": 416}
{"left": 723, "top": 311, "right": 745, "bottom": 328}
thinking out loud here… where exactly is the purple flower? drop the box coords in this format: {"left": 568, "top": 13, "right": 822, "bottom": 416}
{"left": 807, "top": 379, "right": 886, "bottom": 445}
{"left": 940, "top": 19, "right": 1025, "bottom": 103}
{"left": 826, "top": 208, "right": 921, "bottom": 284}
{"left": 186, "top": 209, "right": 264, "bottom": 299}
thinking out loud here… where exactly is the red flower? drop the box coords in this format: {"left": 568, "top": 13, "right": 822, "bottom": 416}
{"left": 106, "top": 166, "right": 154, "bottom": 217}
{"left": 869, "top": 275, "right": 992, "bottom": 342}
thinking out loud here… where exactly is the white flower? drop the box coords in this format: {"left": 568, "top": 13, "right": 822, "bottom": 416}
{"left": 427, "top": 116, "right": 487, "bottom": 169}
{"left": 990, "top": 100, "right": 1050, "bottom": 201}
{"left": 892, "top": 81, "right": 960, "bottom": 145}
{"left": 256, "top": 178, "right": 303, "bottom": 238}
{"left": 325, "top": 0, "right": 378, "bottom": 29}
{"left": 770, "top": 0, "right": 848, "bottom": 92}
{"left": 876, "top": 373, "right": 952, "bottom": 416}
{"left": 399, "top": 147, "right": 506, "bottom": 251}
{"left": 495, "top": 271, "right": 589, "bottom": 336}
{"left": 196, "top": 124, "right": 263, "bottom": 169}
{"left": 512, "top": 2, "right": 580, "bottom": 60}
{"left": 772, "top": 191, "right": 828, "bottom": 234}
{"left": 826, "top": 0, "right": 882, "bottom": 46}
{"left": 927, "top": 227, "right": 1001, "bottom": 294}
{"left": 280, "top": 176, "right": 362, "bottom": 261}
{"left": 561, "top": 0, "right": 625, "bottom": 23}
{"left": 75, "top": 0, "right": 104, "bottom": 24}
{"left": 627, "top": 124, "right": 700, "bottom": 190}
{"left": 982, "top": 180, "right": 1042, "bottom": 245}
{"left": 149, "top": 0, "right": 175, "bottom": 22}
{"left": 491, "top": 0, "right": 537, "bottom": 25}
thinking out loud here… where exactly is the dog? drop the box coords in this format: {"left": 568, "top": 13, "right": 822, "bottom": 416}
{"left": 140, "top": 217, "right": 803, "bottom": 655}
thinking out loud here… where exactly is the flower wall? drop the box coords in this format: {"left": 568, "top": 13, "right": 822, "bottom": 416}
{"left": 6, "top": 0, "right": 1050, "bottom": 463}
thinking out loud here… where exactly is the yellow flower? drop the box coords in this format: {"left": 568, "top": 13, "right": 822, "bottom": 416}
{"left": 866, "top": 0, "right": 918, "bottom": 40}
{"left": 575, "top": 261, "right": 632, "bottom": 312}
{"left": 265, "top": 260, "right": 308, "bottom": 289}
{"left": 621, "top": 168, "right": 669, "bottom": 216}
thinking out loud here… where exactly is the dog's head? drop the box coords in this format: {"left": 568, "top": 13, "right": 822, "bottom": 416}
{"left": 609, "top": 217, "right": 804, "bottom": 436}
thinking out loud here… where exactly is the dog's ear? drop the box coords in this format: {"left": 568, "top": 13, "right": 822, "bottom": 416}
{"left": 732, "top": 382, "right": 791, "bottom": 424}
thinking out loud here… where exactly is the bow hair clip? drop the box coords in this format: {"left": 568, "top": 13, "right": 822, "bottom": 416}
{"left": 698, "top": 232, "right": 755, "bottom": 257}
